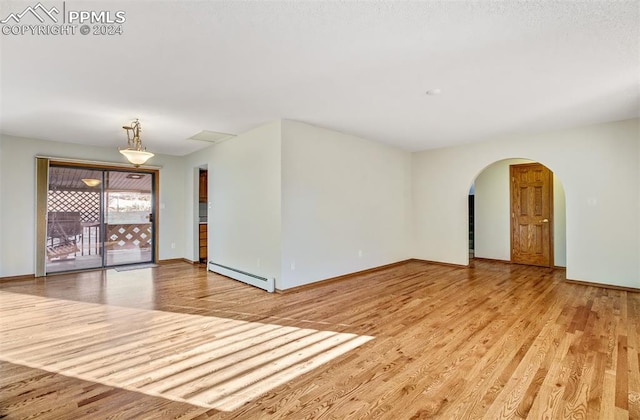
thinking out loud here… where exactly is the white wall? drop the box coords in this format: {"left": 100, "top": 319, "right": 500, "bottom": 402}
{"left": 474, "top": 158, "right": 532, "bottom": 261}
{"left": 184, "top": 122, "right": 283, "bottom": 287}
{"left": 413, "top": 118, "right": 639, "bottom": 288}
{"left": 3, "top": 118, "right": 636, "bottom": 290}
{"left": 280, "top": 120, "right": 411, "bottom": 289}
{"left": 474, "top": 158, "right": 567, "bottom": 267}
{"left": 0, "top": 134, "right": 186, "bottom": 277}
{"left": 553, "top": 175, "right": 566, "bottom": 267}
{"left": 182, "top": 120, "right": 411, "bottom": 290}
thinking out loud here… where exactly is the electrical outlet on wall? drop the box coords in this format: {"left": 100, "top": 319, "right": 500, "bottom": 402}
{"left": 358, "top": 249, "right": 363, "bottom": 258}
{"left": 290, "top": 261, "right": 295, "bottom": 271}
{"left": 171, "top": 242, "right": 176, "bottom": 249}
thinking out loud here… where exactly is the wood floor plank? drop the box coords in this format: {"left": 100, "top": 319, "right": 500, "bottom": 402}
{"left": 0, "top": 260, "right": 638, "bottom": 419}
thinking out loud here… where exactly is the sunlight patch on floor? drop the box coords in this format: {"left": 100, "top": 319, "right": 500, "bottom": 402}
{"left": 0, "top": 291, "right": 374, "bottom": 411}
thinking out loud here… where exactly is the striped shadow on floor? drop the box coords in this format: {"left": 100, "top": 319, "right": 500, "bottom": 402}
{"left": 0, "top": 291, "right": 374, "bottom": 412}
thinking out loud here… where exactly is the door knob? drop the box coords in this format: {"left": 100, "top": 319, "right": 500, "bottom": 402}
{"left": 540, "top": 219, "right": 549, "bottom": 223}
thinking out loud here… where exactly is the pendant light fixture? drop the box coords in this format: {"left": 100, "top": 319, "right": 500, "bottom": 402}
{"left": 119, "top": 118, "right": 154, "bottom": 167}
{"left": 81, "top": 178, "right": 101, "bottom": 187}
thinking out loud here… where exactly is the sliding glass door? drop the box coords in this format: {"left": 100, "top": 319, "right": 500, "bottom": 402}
{"left": 104, "top": 171, "right": 153, "bottom": 266}
{"left": 45, "top": 165, "right": 155, "bottom": 274}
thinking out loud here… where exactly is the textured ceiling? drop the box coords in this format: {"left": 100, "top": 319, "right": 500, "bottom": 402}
{"left": 1, "top": 1, "right": 638, "bottom": 156}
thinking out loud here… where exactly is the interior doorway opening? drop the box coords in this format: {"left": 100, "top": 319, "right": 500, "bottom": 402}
{"left": 468, "top": 184, "right": 475, "bottom": 259}
{"left": 196, "top": 164, "right": 208, "bottom": 264}
{"left": 470, "top": 158, "right": 566, "bottom": 268}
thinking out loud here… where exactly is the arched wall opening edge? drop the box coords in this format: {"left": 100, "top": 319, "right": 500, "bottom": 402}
{"left": 467, "top": 157, "right": 567, "bottom": 269}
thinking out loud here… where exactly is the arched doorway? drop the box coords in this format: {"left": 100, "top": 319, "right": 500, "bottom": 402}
{"left": 469, "top": 158, "right": 566, "bottom": 268}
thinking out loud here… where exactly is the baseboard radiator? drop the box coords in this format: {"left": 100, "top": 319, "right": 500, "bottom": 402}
{"left": 208, "top": 261, "right": 275, "bottom": 293}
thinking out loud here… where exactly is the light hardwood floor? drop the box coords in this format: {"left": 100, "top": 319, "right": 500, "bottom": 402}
{"left": 0, "top": 260, "right": 638, "bottom": 419}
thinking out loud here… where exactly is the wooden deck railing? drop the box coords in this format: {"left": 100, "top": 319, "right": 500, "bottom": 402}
{"left": 105, "top": 223, "right": 152, "bottom": 250}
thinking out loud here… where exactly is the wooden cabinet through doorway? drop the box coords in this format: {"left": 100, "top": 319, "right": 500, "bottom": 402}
{"left": 199, "top": 224, "right": 207, "bottom": 263}
{"left": 199, "top": 171, "right": 207, "bottom": 202}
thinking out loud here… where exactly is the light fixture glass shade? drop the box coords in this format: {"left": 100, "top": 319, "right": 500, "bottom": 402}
{"left": 119, "top": 149, "right": 154, "bottom": 166}
{"left": 120, "top": 119, "right": 154, "bottom": 166}
{"left": 81, "top": 178, "right": 101, "bottom": 187}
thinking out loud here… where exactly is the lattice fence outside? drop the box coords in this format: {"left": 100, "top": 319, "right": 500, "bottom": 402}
{"left": 48, "top": 191, "right": 100, "bottom": 223}
{"left": 106, "top": 224, "right": 152, "bottom": 250}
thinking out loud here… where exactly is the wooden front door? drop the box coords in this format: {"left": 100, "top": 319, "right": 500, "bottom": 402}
{"left": 510, "top": 163, "right": 553, "bottom": 267}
